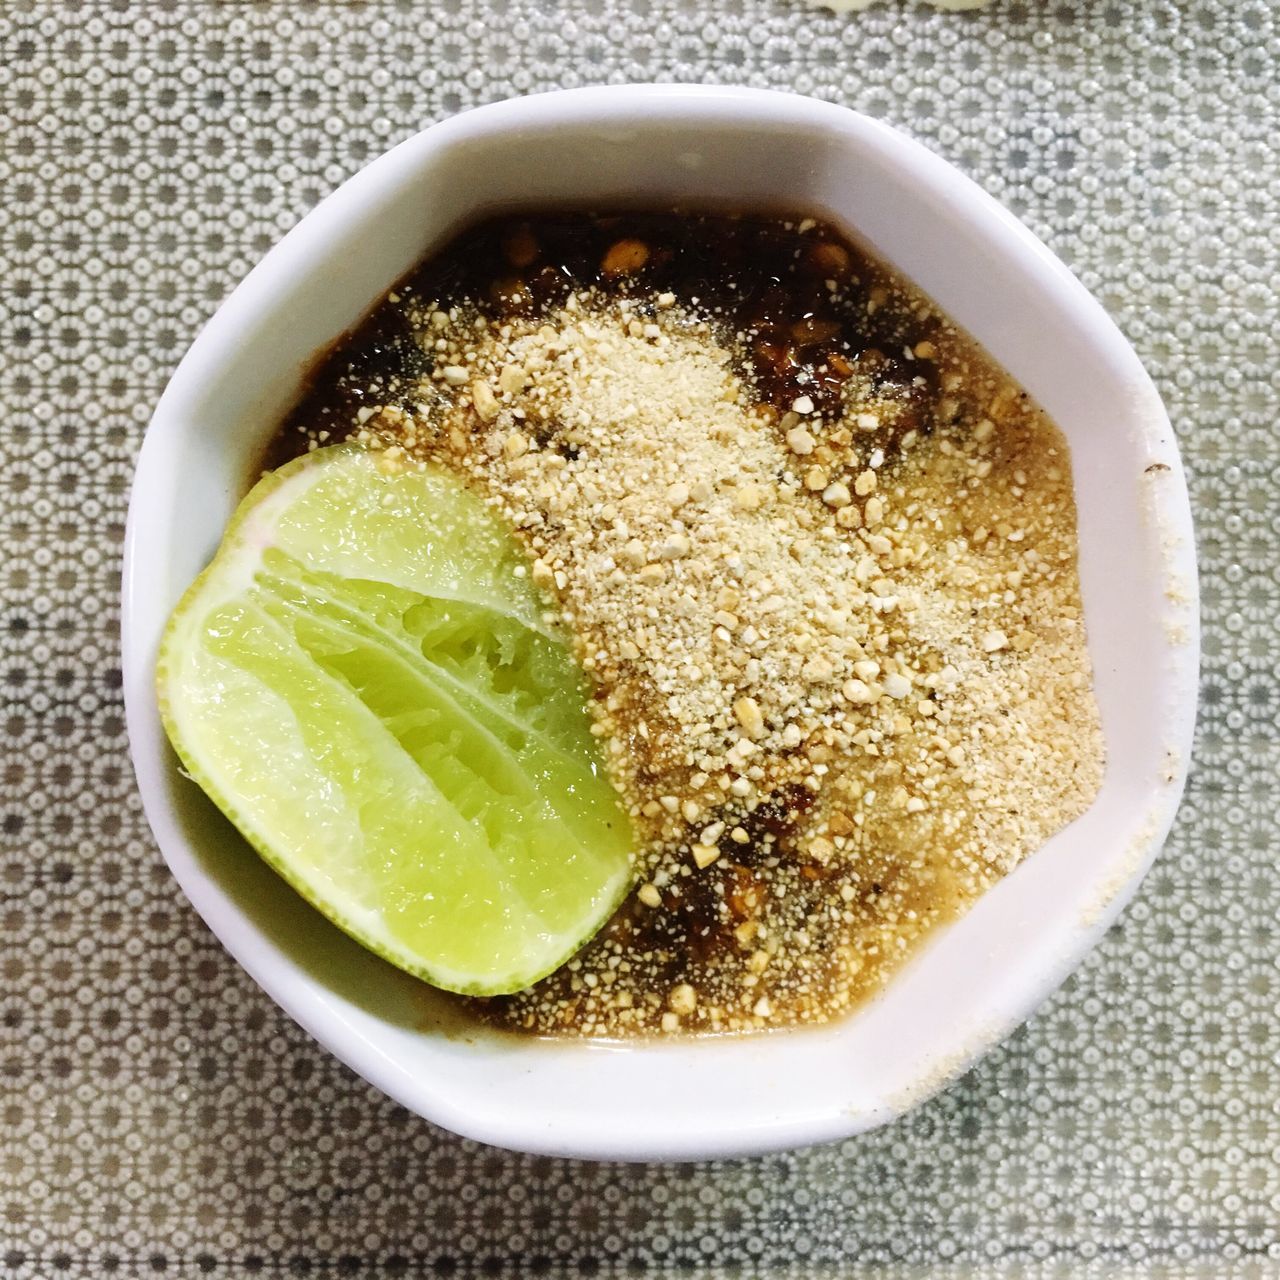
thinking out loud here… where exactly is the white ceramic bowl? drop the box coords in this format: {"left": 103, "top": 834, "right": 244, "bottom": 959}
{"left": 123, "top": 85, "right": 1198, "bottom": 1161}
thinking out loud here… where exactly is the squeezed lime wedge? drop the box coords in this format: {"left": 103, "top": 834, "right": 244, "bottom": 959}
{"left": 158, "top": 444, "right": 633, "bottom": 994}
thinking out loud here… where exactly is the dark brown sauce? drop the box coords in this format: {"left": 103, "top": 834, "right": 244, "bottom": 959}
{"left": 258, "top": 209, "right": 1097, "bottom": 1038}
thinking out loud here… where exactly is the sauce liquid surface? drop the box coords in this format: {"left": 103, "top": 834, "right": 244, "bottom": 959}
{"left": 268, "top": 210, "right": 1103, "bottom": 1038}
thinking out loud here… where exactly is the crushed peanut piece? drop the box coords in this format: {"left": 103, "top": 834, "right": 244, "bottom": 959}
{"left": 691, "top": 843, "right": 721, "bottom": 870}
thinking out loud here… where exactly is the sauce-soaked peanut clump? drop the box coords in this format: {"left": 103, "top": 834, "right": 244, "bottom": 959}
{"left": 273, "top": 212, "right": 1103, "bottom": 1036}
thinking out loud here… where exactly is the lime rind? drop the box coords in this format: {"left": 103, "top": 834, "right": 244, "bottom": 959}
{"left": 157, "top": 446, "right": 633, "bottom": 995}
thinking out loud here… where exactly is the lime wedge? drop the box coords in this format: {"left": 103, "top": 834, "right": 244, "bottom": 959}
{"left": 158, "top": 444, "right": 633, "bottom": 994}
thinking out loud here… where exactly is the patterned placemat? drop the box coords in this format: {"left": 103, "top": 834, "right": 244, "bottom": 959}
{"left": 2, "top": 1, "right": 1276, "bottom": 1275}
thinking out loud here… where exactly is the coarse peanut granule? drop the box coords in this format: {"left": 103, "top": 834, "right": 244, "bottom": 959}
{"left": 300, "top": 214, "right": 1102, "bottom": 1038}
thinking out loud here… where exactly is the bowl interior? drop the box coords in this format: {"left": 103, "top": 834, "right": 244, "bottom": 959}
{"left": 124, "top": 87, "right": 1197, "bottom": 1160}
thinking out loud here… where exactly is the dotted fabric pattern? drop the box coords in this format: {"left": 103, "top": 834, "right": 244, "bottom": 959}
{"left": 2, "top": 1, "right": 1277, "bottom": 1276}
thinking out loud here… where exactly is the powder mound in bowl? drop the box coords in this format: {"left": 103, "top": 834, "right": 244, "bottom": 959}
{"left": 275, "top": 211, "right": 1103, "bottom": 1036}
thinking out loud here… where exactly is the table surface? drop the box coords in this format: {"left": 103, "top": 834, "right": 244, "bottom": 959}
{"left": 2, "top": 1, "right": 1277, "bottom": 1276}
